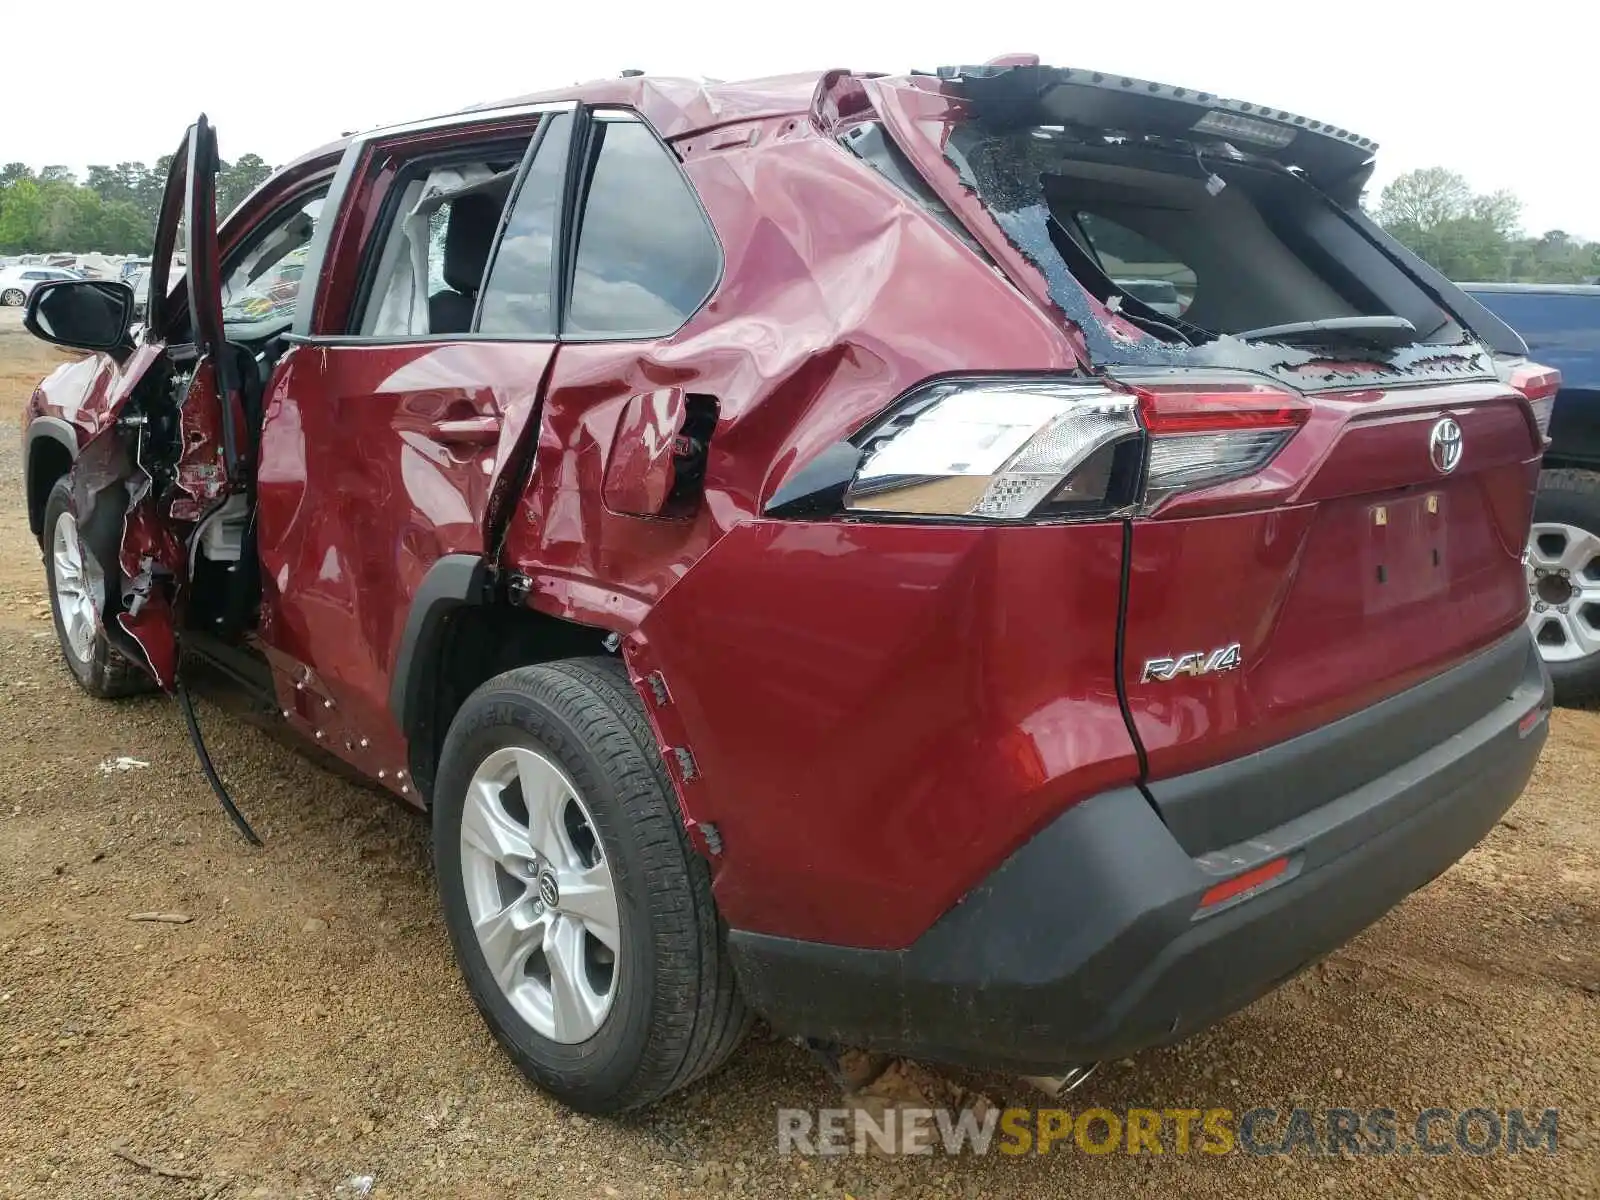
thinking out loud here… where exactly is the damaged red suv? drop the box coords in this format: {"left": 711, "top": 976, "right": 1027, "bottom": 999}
{"left": 21, "top": 62, "right": 1554, "bottom": 1112}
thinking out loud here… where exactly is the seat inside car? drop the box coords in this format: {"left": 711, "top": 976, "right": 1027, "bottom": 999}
{"left": 428, "top": 192, "right": 502, "bottom": 334}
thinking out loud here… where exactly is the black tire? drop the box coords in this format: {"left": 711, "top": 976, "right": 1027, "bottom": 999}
{"left": 41, "top": 477, "right": 152, "bottom": 699}
{"left": 433, "top": 656, "right": 749, "bottom": 1112}
{"left": 1, "top": 288, "right": 24, "bottom": 307}
{"left": 1531, "top": 468, "right": 1600, "bottom": 706}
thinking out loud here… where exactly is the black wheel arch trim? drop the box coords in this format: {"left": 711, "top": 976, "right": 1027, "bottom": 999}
{"left": 389, "top": 553, "right": 492, "bottom": 736}
{"left": 24, "top": 416, "right": 81, "bottom": 536}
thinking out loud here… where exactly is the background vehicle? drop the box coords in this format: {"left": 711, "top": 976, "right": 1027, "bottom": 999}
{"left": 1462, "top": 283, "right": 1600, "bottom": 702}
{"left": 127, "top": 267, "right": 151, "bottom": 320}
{"left": 19, "top": 64, "right": 1552, "bottom": 1113}
{"left": 0, "top": 264, "right": 79, "bottom": 306}
{"left": 1112, "top": 276, "right": 1185, "bottom": 318}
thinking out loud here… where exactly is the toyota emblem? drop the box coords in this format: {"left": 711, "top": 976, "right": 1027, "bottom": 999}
{"left": 538, "top": 871, "right": 561, "bottom": 908}
{"left": 1429, "top": 417, "right": 1463, "bottom": 474}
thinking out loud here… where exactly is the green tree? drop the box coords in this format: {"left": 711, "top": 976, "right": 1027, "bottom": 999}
{"left": 218, "top": 153, "right": 273, "bottom": 218}
{"left": 1376, "top": 167, "right": 1473, "bottom": 230}
{"left": 98, "top": 201, "right": 149, "bottom": 253}
{"left": 133, "top": 154, "right": 175, "bottom": 231}
{"left": 0, "top": 178, "right": 48, "bottom": 253}
{"left": 1375, "top": 167, "right": 1597, "bottom": 283}
{"left": 1470, "top": 189, "right": 1522, "bottom": 239}
{"left": 84, "top": 163, "right": 148, "bottom": 207}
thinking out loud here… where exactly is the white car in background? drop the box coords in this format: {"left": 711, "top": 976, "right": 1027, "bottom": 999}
{"left": 0, "top": 266, "right": 82, "bottom": 307}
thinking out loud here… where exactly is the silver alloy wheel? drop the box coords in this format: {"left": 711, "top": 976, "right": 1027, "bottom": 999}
{"left": 51, "top": 509, "right": 98, "bottom": 664}
{"left": 1, "top": 289, "right": 24, "bottom": 307}
{"left": 1525, "top": 521, "right": 1600, "bottom": 663}
{"left": 459, "top": 745, "right": 621, "bottom": 1044}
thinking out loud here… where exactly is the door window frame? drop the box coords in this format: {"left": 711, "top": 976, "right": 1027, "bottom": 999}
{"left": 469, "top": 109, "right": 580, "bottom": 341}
{"left": 286, "top": 101, "right": 724, "bottom": 347}
{"left": 215, "top": 185, "right": 334, "bottom": 340}
{"left": 342, "top": 133, "right": 540, "bottom": 339}
{"left": 290, "top": 101, "right": 574, "bottom": 344}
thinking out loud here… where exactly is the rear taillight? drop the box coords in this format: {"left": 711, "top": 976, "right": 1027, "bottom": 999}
{"left": 1118, "top": 374, "right": 1309, "bottom": 511}
{"left": 842, "top": 379, "right": 1143, "bottom": 519}
{"left": 768, "top": 372, "right": 1308, "bottom": 522}
{"left": 1504, "top": 360, "right": 1561, "bottom": 439}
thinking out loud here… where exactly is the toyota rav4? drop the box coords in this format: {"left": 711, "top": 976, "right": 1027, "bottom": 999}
{"left": 19, "top": 61, "right": 1554, "bottom": 1113}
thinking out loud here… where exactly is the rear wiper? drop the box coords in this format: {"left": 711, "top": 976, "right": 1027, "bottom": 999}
{"left": 1233, "top": 315, "right": 1418, "bottom": 350}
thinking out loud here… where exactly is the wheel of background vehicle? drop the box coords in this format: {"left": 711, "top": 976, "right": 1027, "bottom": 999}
{"left": 432, "top": 657, "right": 749, "bottom": 1113}
{"left": 1526, "top": 469, "right": 1600, "bottom": 705}
{"left": 1, "top": 289, "right": 25, "bottom": 307}
{"left": 42, "top": 478, "right": 152, "bottom": 698}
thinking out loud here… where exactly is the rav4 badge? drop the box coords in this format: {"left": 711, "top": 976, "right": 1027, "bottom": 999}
{"left": 1141, "top": 643, "right": 1243, "bottom": 683}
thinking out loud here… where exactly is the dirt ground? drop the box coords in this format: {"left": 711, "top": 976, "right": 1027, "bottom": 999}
{"left": 0, "top": 308, "right": 1594, "bottom": 1199}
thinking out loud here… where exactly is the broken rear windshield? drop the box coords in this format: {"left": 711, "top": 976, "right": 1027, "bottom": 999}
{"left": 879, "top": 118, "right": 1469, "bottom": 368}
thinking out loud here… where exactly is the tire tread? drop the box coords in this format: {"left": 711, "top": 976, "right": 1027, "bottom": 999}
{"left": 43, "top": 478, "right": 153, "bottom": 699}
{"left": 435, "top": 655, "right": 748, "bottom": 1111}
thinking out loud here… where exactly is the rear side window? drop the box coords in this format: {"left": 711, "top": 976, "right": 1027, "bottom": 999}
{"left": 478, "top": 114, "right": 573, "bottom": 337}
{"left": 565, "top": 116, "right": 720, "bottom": 338}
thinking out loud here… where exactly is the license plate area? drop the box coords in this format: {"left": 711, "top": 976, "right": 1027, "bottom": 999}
{"left": 1363, "top": 491, "right": 1450, "bottom": 613}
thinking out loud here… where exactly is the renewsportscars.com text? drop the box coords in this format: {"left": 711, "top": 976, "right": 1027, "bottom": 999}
{"left": 776, "top": 1106, "right": 1560, "bottom": 1157}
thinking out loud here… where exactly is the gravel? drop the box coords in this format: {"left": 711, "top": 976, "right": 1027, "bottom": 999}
{"left": 0, "top": 310, "right": 1594, "bottom": 1198}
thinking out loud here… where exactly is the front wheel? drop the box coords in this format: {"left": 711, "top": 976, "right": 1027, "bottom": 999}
{"left": 1525, "top": 468, "right": 1600, "bottom": 705}
{"left": 42, "top": 478, "right": 152, "bottom": 698}
{"left": 432, "top": 657, "right": 748, "bottom": 1112}
{"left": 1, "top": 288, "right": 25, "bottom": 307}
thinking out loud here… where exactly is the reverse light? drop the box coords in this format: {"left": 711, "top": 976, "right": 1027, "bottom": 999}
{"left": 1190, "top": 110, "right": 1297, "bottom": 150}
{"left": 1505, "top": 360, "right": 1561, "bottom": 439}
{"left": 845, "top": 381, "right": 1141, "bottom": 519}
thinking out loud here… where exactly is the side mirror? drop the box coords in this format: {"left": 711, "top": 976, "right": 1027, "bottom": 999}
{"left": 23, "top": 279, "right": 135, "bottom": 353}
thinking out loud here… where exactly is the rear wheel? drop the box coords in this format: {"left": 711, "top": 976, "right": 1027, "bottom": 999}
{"left": 1, "top": 289, "right": 25, "bottom": 307}
{"left": 432, "top": 657, "right": 748, "bottom": 1112}
{"left": 1526, "top": 468, "right": 1600, "bottom": 705}
{"left": 42, "top": 478, "right": 151, "bottom": 698}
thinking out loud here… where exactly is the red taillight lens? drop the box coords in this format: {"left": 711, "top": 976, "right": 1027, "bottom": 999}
{"left": 1132, "top": 378, "right": 1311, "bottom": 435}
{"left": 1506, "top": 360, "right": 1561, "bottom": 439}
{"left": 1116, "top": 373, "right": 1309, "bottom": 509}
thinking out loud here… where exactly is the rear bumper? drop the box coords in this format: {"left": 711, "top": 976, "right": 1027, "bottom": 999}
{"left": 728, "top": 629, "right": 1550, "bottom": 1073}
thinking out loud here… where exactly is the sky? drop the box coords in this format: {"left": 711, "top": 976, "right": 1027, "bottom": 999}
{"left": 6, "top": 0, "right": 1595, "bottom": 239}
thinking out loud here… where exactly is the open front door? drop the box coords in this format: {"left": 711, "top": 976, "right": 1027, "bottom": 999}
{"left": 71, "top": 115, "right": 246, "bottom": 689}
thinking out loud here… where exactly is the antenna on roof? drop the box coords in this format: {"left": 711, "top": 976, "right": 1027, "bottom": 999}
{"left": 621, "top": 68, "right": 645, "bottom": 77}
